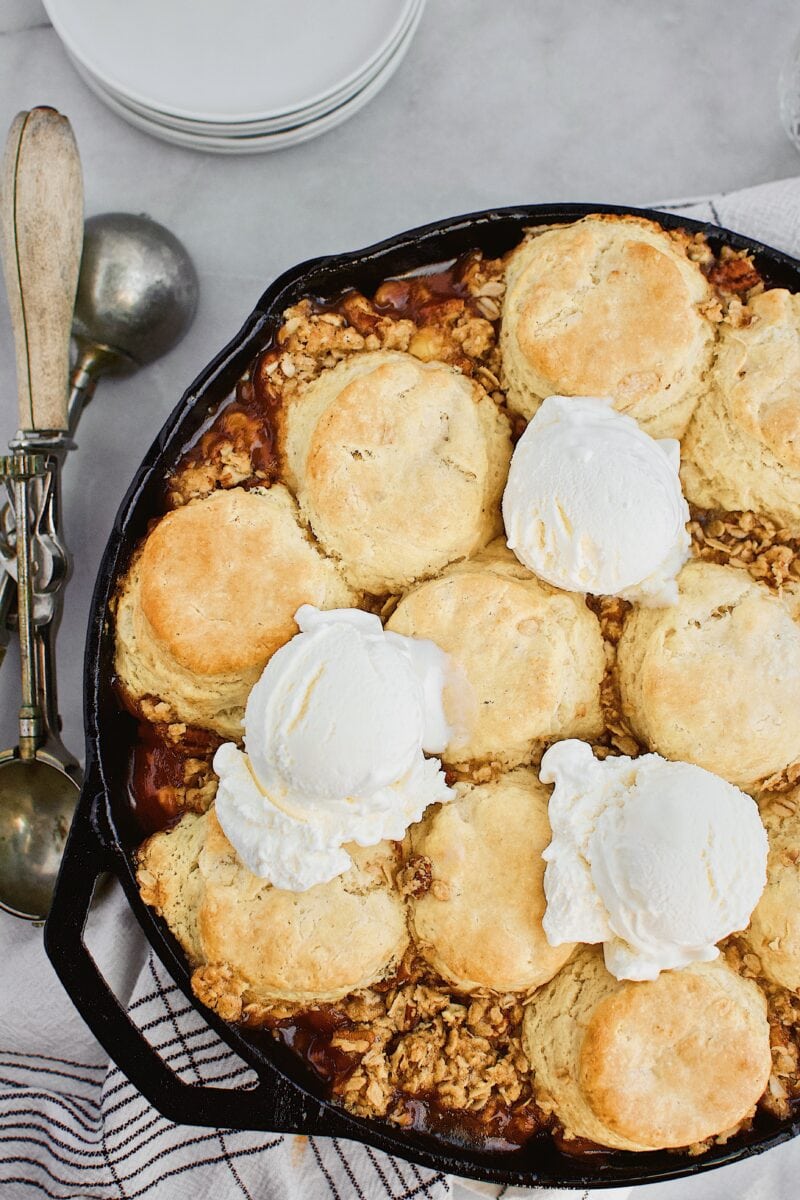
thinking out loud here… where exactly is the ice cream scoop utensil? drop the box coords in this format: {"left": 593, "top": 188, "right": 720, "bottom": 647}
{"left": 0, "top": 107, "right": 83, "bottom": 921}
{"left": 0, "top": 211, "right": 199, "bottom": 625}
{"left": 0, "top": 193, "right": 199, "bottom": 917}
{"left": 0, "top": 210, "right": 199, "bottom": 776}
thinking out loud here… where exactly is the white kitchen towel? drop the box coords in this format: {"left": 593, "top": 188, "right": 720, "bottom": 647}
{"left": 663, "top": 175, "right": 800, "bottom": 255}
{"left": 3, "top": 174, "right": 800, "bottom": 1200}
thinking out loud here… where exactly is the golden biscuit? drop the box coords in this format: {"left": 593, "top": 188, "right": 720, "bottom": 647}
{"left": 114, "top": 485, "right": 354, "bottom": 739}
{"left": 386, "top": 541, "right": 604, "bottom": 769}
{"left": 501, "top": 215, "right": 717, "bottom": 438}
{"left": 277, "top": 350, "right": 512, "bottom": 594}
{"left": 616, "top": 560, "right": 800, "bottom": 789}
{"left": 745, "top": 790, "right": 800, "bottom": 991}
{"left": 523, "top": 946, "right": 771, "bottom": 1151}
{"left": 137, "top": 808, "right": 409, "bottom": 1007}
{"left": 409, "top": 769, "right": 574, "bottom": 993}
{"left": 682, "top": 290, "right": 800, "bottom": 532}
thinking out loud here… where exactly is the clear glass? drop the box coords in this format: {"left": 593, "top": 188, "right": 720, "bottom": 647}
{"left": 779, "top": 29, "right": 800, "bottom": 152}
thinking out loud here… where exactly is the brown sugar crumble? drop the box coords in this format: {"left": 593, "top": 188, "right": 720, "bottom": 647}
{"left": 689, "top": 508, "right": 800, "bottom": 590}
{"left": 165, "top": 251, "right": 508, "bottom": 509}
{"left": 705, "top": 245, "right": 765, "bottom": 301}
{"left": 397, "top": 854, "right": 433, "bottom": 899}
{"left": 585, "top": 595, "right": 640, "bottom": 761}
{"left": 724, "top": 934, "right": 800, "bottom": 1121}
{"left": 260, "top": 255, "right": 506, "bottom": 409}
{"left": 761, "top": 760, "right": 800, "bottom": 797}
{"left": 166, "top": 377, "right": 280, "bottom": 509}
{"left": 233, "top": 952, "right": 545, "bottom": 1147}
{"left": 129, "top": 720, "right": 219, "bottom": 834}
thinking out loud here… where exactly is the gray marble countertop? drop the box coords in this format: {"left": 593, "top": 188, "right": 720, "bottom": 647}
{"left": 1, "top": 2, "right": 800, "bottom": 1197}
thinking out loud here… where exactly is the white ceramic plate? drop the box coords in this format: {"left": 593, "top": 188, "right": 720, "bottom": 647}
{"left": 80, "top": 0, "right": 424, "bottom": 136}
{"left": 43, "top": 0, "right": 418, "bottom": 123}
{"left": 68, "top": 8, "right": 423, "bottom": 155}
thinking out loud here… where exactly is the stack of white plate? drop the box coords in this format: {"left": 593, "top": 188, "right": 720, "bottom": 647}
{"left": 43, "top": 0, "right": 426, "bottom": 153}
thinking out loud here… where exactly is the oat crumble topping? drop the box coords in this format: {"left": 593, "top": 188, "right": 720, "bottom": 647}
{"left": 689, "top": 508, "right": 800, "bottom": 590}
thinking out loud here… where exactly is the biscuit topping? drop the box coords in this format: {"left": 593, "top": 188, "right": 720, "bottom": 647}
{"left": 502, "top": 395, "right": 690, "bottom": 604}
{"left": 539, "top": 739, "right": 768, "bottom": 980}
{"left": 213, "top": 606, "right": 454, "bottom": 891}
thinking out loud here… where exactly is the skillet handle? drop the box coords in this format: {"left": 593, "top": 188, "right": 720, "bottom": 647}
{"left": 44, "top": 782, "right": 342, "bottom": 1136}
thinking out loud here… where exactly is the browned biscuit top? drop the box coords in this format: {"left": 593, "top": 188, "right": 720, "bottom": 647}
{"left": 580, "top": 965, "right": 771, "bottom": 1149}
{"left": 278, "top": 350, "right": 511, "bottom": 593}
{"left": 410, "top": 768, "right": 574, "bottom": 993}
{"left": 502, "top": 215, "right": 716, "bottom": 437}
{"left": 137, "top": 484, "right": 352, "bottom": 676}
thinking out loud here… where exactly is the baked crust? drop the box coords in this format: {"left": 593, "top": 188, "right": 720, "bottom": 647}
{"left": 115, "top": 484, "right": 354, "bottom": 738}
{"left": 523, "top": 946, "right": 771, "bottom": 1151}
{"left": 409, "top": 768, "right": 574, "bottom": 993}
{"left": 501, "top": 215, "right": 717, "bottom": 438}
{"left": 682, "top": 290, "right": 800, "bottom": 533}
{"left": 136, "top": 808, "right": 207, "bottom": 962}
{"left": 137, "top": 808, "right": 409, "bottom": 1007}
{"left": 386, "top": 541, "right": 605, "bottom": 769}
{"left": 745, "top": 788, "right": 800, "bottom": 992}
{"left": 277, "top": 350, "right": 512, "bottom": 594}
{"left": 616, "top": 560, "right": 800, "bottom": 789}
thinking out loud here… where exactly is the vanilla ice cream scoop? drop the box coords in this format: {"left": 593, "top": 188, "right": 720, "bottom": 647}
{"left": 539, "top": 740, "right": 768, "bottom": 980}
{"left": 213, "top": 606, "right": 454, "bottom": 891}
{"left": 502, "top": 395, "right": 690, "bottom": 605}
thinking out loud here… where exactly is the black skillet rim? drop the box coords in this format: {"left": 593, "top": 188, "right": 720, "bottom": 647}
{"left": 45, "top": 201, "right": 800, "bottom": 1189}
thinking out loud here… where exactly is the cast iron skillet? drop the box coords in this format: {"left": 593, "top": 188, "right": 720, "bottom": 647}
{"left": 44, "top": 203, "right": 800, "bottom": 1189}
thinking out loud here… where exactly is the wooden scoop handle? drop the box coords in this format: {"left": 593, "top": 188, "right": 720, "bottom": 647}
{"left": 0, "top": 108, "right": 84, "bottom": 434}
